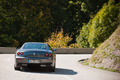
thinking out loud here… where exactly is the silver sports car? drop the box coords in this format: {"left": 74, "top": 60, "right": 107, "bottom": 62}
{"left": 14, "top": 42, "right": 56, "bottom": 72}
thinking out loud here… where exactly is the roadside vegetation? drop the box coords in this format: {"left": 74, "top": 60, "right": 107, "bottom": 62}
{"left": 81, "top": 25, "right": 120, "bottom": 73}
{"left": 76, "top": 0, "right": 120, "bottom": 48}
{"left": 0, "top": 0, "right": 108, "bottom": 47}
{"left": 78, "top": 0, "right": 120, "bottom": 73}
{"left": 45, "top": 29, "right": 80, "bottom": 48}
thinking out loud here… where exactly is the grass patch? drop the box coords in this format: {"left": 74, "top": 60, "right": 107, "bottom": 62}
{"left": 82, "top": 62, "right": 89, "bottom": 66}
{"left": 98, "top": 60, "right": 102, "bottom": 63}
{"left": 107, "top": 53, "right": 111, "bottom": 57}
{"left": 80, "top": 59, "right": 89, "bottom": 66}
{"left": 101, "top": 43, "right": 110, "bottom": 50}
{"left": 111, "top": 54, "right": 116, "bottom": 59}
{"left": 98, "top": 67, "right": 104, "bottom": 69}
{"left": 111, "top": 69, "right": 117, "bottom": 72}
{"left": 106, "top": 69, "right": 120, "bottom": 73}
{"left": 90, "top": 57, "right": 100, "bottom": 63}
{"left": 92, "top": 66, "right": 96, "bottom": 68}
{"left": 109, "top": 48, "right": 114, "bottom": 52}
{"left": 115, "top": 37, "right": 120, "bottom": 43}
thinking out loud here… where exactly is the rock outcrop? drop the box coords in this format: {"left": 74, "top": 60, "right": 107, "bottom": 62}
{"left": 89, "top": 25, "right": 120, "bottom": 72}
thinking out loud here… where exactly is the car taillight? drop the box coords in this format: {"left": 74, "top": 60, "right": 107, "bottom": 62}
{"left": 17, "top": 52, "right": 24, "bottom": 55}
{"left": 21, "top": 52, "right": 24, "bottom": 55}
{"left": 45, "top": 53, "right": 48, "bottom": 56}
{"left": 45, "top": 53, "right": 52, "bottom": 57}
{"left": 17, "top": 52, "right": 20, "bottom": 55}
{"left": 49, "top": 53, "right": 52, "bottom": 57}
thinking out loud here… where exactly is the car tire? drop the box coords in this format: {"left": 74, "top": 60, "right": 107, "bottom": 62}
{"left": 49, "top": 65, "right": 55, "bottom": 72}
{"left": 14, "top": 65, "right": 20, "bottom": 70}
{"left": 21, "top": 66, "right": 28, "bottom": 71}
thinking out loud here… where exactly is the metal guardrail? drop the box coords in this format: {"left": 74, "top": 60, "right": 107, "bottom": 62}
{"left": 0, "top": 47, "right": 95, "bottom": 54}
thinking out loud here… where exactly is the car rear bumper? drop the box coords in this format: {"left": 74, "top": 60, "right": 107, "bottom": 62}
{"left": 15, "top": 57, "right": 53, "bottom": 67}
{"left": 16, "top": 63, "right": 52, "bottom": 67}
{"left": 16, "top": 58, "right": 52, "bottom": 63}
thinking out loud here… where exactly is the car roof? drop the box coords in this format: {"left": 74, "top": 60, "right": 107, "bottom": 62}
{"left": 24, "top": 42, "right": 47, "bottom": 44}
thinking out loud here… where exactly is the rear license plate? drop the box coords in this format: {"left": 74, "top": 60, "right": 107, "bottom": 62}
{"left": 22, "top": 64, "right": 27, "bottom": 66}
{"left": 28, "top": 60, "right": 40, "bottom": 63}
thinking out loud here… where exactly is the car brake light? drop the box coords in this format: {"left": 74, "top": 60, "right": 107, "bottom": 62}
{"left": 49, "top": 53, "right": 52, "bottom": 57}
{"left": 21, "top": 52, "right": 24, "bottom": 55}
{"left": 45, "top": 53, "right": 52, "bottom": 57}
{"left": 45, "top": 53, "right": 48, "bottom": 56}
{"left": 17, "top": 52, "right": 20, "bottom": 55}
{"left": 17, "top": 52, "right": 24, "bottom": 55}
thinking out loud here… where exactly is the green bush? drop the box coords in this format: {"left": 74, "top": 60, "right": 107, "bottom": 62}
{"left": 76, "top": 22, "right": 91, "bottom": 48}
{"left": 76, "top": 0, "right": 120, "bottom": 48}
{"left": 88, "top": 2, "right": 120, "bottom": 48}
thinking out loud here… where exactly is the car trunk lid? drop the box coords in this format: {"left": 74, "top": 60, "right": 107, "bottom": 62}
{"left": 20, "top": 49, "right": 47, "bottom": 58}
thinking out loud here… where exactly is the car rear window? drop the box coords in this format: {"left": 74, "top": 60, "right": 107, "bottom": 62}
{"left": 23, "top": 43, "right": 47, "bottom": 50}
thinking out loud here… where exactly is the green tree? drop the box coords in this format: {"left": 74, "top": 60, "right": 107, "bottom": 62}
{"left": 17, "top": 0, "right": 53, "bottom": 45}
{"left": 0, "top": 0, "right": 111, "bottom": 47}
{"left": 0, "top": 0, "right": 22, "bottom": 47}
{"left": 0, "top": 0, "right": 53, "bottom": 47}
{"left": 49, "top": 0, "right": 108, "bottom": 43}
{"left": 88, "top": 1, "right": 120, "bottom": 48}
{"left": 77, "top": 0, "right": 120, "bottom": 48}
{"left": 76, "top": 22, "right": 91, "bottom": 48}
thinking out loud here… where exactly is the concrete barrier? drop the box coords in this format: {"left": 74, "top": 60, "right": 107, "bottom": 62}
{"left": 0, "top": 47, "right": 16, "bottom": 54}
{"left": 55, "top": 48, "right": 95, "bottom": 54}
{"left": 0, "top": 47, "right": 95, "bottom": 54}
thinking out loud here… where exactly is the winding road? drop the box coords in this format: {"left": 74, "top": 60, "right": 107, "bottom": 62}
{"left": 0, "top": 54, "right": 120, "bottom": 80}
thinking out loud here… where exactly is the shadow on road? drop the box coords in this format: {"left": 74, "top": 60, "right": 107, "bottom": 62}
{"left": 19, "top": 67, "right": 77, "bottom": 75}
{"left": 53, "top": 68, "right": 77, "bottom": 75}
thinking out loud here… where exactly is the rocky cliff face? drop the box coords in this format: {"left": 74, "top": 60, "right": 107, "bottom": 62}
{"left": 89, "top": 25, "right": 120, "bottom": 72}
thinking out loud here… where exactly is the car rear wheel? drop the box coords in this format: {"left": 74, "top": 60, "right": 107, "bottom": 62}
{"left": 14, "top": 65, "right": 20, "bottom": 70}
{"left": 49, "top": 65, "right": 55, "bottom": 72}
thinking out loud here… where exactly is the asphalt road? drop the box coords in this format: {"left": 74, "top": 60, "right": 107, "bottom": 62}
{"left": 0, "top": 54, "right": 120, "bottom": 80}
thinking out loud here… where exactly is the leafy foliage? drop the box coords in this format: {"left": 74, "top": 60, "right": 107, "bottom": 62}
{"left": 0, "top": 0, "right": 111, "bottom": 47}
{"left": 46, "top": 29, "right": 73, "bottom": 48}
{"left": 88, "top": 1, "right": 120, "bottom": 48}
{"left": 76, "top": 22, "right": 91, "bottom": 48}
{"left": 76, "top": 1, "right": 120, "bottom": 48}
{"left": 0, "top": 0, "right": 53, "bottom": 47}
{"left": 0, "top": 34, "right": 19, "bottom": 47}
{"left": 49, "top": 0, "right": 108, "bottom": 42}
